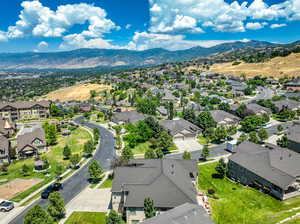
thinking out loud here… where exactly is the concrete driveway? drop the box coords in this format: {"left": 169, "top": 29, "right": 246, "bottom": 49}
{"left": 174, "top": 139, "right": 203, "bottom": 152}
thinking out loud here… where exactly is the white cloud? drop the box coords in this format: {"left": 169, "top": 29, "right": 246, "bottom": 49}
{"left": 245, "top": 22, "right": 267, "bottom": 30}
{"left": 125, "top": 24, "right": 132, "bottom": 29}
{"left": 149, "top": 0, "right": 300, "bottom": 33}
{"left": 270, "top": 23, "right": 287, "bottom": 29}
{"left": 127, "top": 31, "right": 247, "bottom": 51}
{"left": 38, "top": 41, "right": 48, "bottom": 48}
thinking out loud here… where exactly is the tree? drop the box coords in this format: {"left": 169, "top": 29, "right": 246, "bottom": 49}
{"left": 55, "top": 164, "right": 64, "bottom": 178}
{"left": 136, "top": 97, "right": 158, "bottom": 115}
{"left": 50, "top": 104, "right": 63, "bottom": 117}
{"left": 235, "top": 104, "right": 247, "bottom": 118}
{"left": 238, "top": 133, "right": 248, "bottom": 144}
{"left": 43, "top": 123, "right": 57, "bottom": 146}
{"left": 249, "top": 131, "right": 259, "bottom": 144}
{"left": 144, "top": 117, "right": 162, "bottom": 138}
{"left": 196, "top": 111, "right": 216, "bottom": 131}
{"left": 24, "top": 205, "right": 53, "bottom": 224}
{"left": 88, "top": 160, "right": 103, "bottom": 182}
{"left": 213, "top": 126, "right": 228, "bottom": 142}
{"left": 258, "top": 129, "right": 268, "bottom": 142}
{"left": 70, "top": 154, "right": 80, "bottom": 168}
{"left": 93, "top": 128, "right": 100, "bottom": 144}
{"left": 182, "top": 151, "right": 191, "bottom": 160}
{"left": 277, "top": 135, "right": 289, "bottom": 148}
{"left": 22, "top": 164, "right": 30, "bottom": 176}
{"left": 106, "top": 210, "right": 123, "bottom": 224}
{"left": 244, "top": 86, "right": 253, "bottom": 95}
{"left": 201, "top": 145, "right": 209, "bottom": 160}
{"left": 121, "top": 146, "right": 134, "bottom": 162}
{"left": 47, "top": 192, "right": 65, "bottom": 220}
{"left": 215, "top": 158, "right": 227, "bottom": 178}
{"left": 157, "top": 131, "right": 173, "bottom": 151}
{"left": 63, "top": 145, "right": 71, "bottom": 159}
{"left": 182, "top": 109, "right": 196, "bottom": 124}
{"left": 240, "top": 115, "right": 267, "bottom": 132}
{"left": 168, "top": 101, "right": 174, "bottom": 120}
{"left": 144, "top": 197, "right": 156, "bottom": 219}
{"left": 218, "top": 103, "right": 230, "bottom": 112}
{"left": 84, "top": 140, "right": 94, "bottom": 156}
{"left": 277, "top": 125, "right": 283, "bottom": 132}
{"left": 144, "top": 148, "right": 157, "bottom": 159}
{"left": 90, "top": 90, "right": 97, "bottom": 99}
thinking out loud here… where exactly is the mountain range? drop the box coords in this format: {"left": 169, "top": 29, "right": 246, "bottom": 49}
{"left": 0, "top": 40, "right": 292, "bottom": 70}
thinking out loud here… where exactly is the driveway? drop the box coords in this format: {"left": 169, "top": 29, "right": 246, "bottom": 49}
{"left": 174, "top": 138, "right": 202, "bottom": 152}
{"left": 8, "top": 117, "right": 115, "bottom": 224}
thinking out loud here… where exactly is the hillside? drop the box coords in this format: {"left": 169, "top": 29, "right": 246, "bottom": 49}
{"left": 209, "top": 53, "right": 300, "bottom": 78}
{"left": 0, "top": 40, "right": 274, "bottom": 70}
{"left": 44, "top": 83, "right": 111, "bottom": 101}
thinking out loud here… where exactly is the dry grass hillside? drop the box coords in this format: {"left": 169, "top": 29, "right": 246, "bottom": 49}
{"left": 44, "top": 83, "right": 112, "bottom": 101}
{"left": 209, "top": 53, "right": 300, "bottom": 78}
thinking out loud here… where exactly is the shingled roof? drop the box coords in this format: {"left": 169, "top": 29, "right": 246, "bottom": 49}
{"left": 111, "top": 111, "right": 147, "bottom": 124}
{"left": 0, "top": 135, "right": 9, "bottom": 159}
{"left": 159, "top": 119, "right": 201, "bottom": 136}
{"left": 210, "top": 110, "right": 240, "bottom": 125}
{"left": 286, "top": 123, "right": 300, "bottom": 143}
{"left": 17, "top": 128, "right": 46, "bottom": 153}
{"left": 0, "top": 101, "right": 50, "bottom": 110}
{"left": 142, "top": 203, "right": 214, "bottom": 224}
{"left": 229, "top": 141, "right": 300, "bottom": 189}
{"left": 112, "top": 159, "right": 198, "bottom": 208}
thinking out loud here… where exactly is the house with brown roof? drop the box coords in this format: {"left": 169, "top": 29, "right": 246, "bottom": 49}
{"left": 111, "top": 159, "right": 198, "bottom": 224}
{"left": 228, "top": 141, "right": 300, "bottom": 200}
{"left": 0, "top": 135, "right": 10, "bottom": 164}
{"left": 16, "top": 128, "right": 46, "bottom": 159}
{"left": 0, "top": 101, "right": 50, "bottom": 121}
{"left": 0, "top": 117, "right": 16, "bottom": 138}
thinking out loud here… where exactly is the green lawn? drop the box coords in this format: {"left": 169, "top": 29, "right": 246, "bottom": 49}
{"left": 99, "top": 177, "right": 113, "bottom": 189}
{"left": 131, "top": 142, "right": 151, "bottom": 155}
{"left": 198, "top": 163, "right": 300, "bottom": 224}
{"left": 0, "top": 127, "right": 92, "bottom": 202}
{"left": 284, "top": 218, "right": 300, "bottom": 224}
{"left": 65, "top": 212, "right": 106, "bottom": 224}
{"left": 198, "top": 136, "right": 209, "bottom": 145}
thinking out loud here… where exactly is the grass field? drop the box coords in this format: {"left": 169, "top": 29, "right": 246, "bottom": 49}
{"left": 131, "top": 142, "right": 151, "bottom": 155}
{"left": 45, "top": 83, "right": 112, "bottom": 101}
{"left": 99, "top": 176, "right": 113, "bottom": 189}
{"left": 198, "top": 163, "right": 300, "bottom": 224}
{"left": 209, "top": 53, "right": 300, "bottom": 78}
{"left": 65, "top": 212, "right": 106, "bottom": 224}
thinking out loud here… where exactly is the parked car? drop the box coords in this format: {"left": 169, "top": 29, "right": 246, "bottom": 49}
{"left": 41, "top": 183, "right": 63, "bottom": 199}
{"left": 0, "top": 200, "right": 14, "bottom": 212}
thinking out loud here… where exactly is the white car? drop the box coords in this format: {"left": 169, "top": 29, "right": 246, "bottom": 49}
{"left": 0, "top": 200, "right": 14, "bottom": 212}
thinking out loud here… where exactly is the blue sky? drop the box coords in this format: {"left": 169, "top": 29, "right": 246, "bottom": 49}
{"left": 0, "top": 0, "right": 299, "bottom": 52}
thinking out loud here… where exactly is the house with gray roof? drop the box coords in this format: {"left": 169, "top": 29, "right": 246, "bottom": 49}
{"left": 111, "top": 159, "right": 198, "bottom": 224}
{"left": 273, "top": 99, "right": 300, "bottom": 112}
{"left": 157, "top": 106, "right": 168, "bottom": 117}
{"left": 228, "top": 141, "right": 300, "bottom": 200}
{"left": 16, "top": 128, "right": 46, "bottom": 159}
{"left": 161, "top": 90, "right": 179, "bottom": 105}
{"left": 0, "top": 136, "right": 10, "bottom": 164}
{"left": 141, "top": 203, "right": 214, "bottom": 224}
{"left": 286, "top": 123, "right": 300, "bottom": 153}
{"left": 111, "top": 111, "right": 147, "bottom": 125}
{"left": 245, "top": 103, "right": 272, "bottom": 115}
{"left": 210, "top": 110, "right": 240, "bottom": 126}
{"left": 159, "top": 119, "right": 202, "bottom": 141}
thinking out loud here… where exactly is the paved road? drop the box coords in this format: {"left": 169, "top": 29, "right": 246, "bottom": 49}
{"left": 243, "top": 86, "right": 273, "bottom": 104}
{"left": 165, "top": 144, "right": 229, "bottom": 160}
{"left": 9, "top": 117, "right": 115, "bottom": 224}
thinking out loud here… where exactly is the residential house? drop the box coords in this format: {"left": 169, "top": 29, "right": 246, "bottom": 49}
{"left": 0, "top": 101, "right": 50, "bottom": 121}
{"left": 161, "top": 90, "right": 179, "bottom": 105}
{"left": 273, "top": 99, "right": 300, "bottom": 112}
{"left": 0, "top": 117, "right": 16, "bottom": 138}
{"left": 111, "top": 111, "right": 147, "bottom": 125}
{"left": 210, "top": 110, "right": 240, "bottom": 126}
{"left": 0, "top": 136, "right": 10, "bottom": 164}
{"left": 159, "top": 119, "right": 202, "bottom": 141}
{"left": 245, "top": 103, "right": 272, "bottom": 116}
{"left": 286, "top": 123, "right": 300, "bottom": 153}
{"left": 111, "top": 159, "right": 198, "bottom": 224}
{"left": 284, "top": 80, "right": 300, "bottom": 92}
{"left": 157, "top": 106, "right": 168, "bottom": 117}
{"left": 228, "top": 141, "right": 300, "bottom": 200}
{"left": 141, "top": 203, "right": 214, "bottom": 224}
{"left": 16, "top": 128, "right": 46, "bottom": 159}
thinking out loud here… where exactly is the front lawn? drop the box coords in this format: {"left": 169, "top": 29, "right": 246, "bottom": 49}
{"left": 99, "top": 176, "right": 113, "bottom": 189}
{"left": 198, "top": 163, "right": 300, "bottom": 224}
{"left": 65, "top": 212, "right": 106, "bottom": 224}
{"left": 198, "top": 136, "right": 209, "bottom": 145}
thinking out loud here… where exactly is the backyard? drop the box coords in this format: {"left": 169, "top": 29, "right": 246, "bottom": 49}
{"left": 198, "top": 163, "right": 300, "bottom": 224}
{"left": 0, "top": 127, "right": 92, "bottom": 202}
{"left": 65, "top": 212, "right": 106, "bottom": 224}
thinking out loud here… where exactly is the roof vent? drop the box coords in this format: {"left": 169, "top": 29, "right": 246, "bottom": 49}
{"left": 280, "top": 156, "right": 283, "bottom": 160}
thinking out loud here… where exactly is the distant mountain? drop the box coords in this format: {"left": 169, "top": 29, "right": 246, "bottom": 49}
{"left": 0, "top": 40, "right": 278, "bottom": 70}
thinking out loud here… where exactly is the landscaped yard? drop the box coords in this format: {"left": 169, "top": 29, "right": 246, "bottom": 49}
{"left": 65, "top": 212, "right": 106, "bottom": 224}
{"left": 131, "top": 141, "right": 151, "bottom": 155}
{"left": 0, "top": 127, "right": 92, "bottom": 202}
{"left": 198, "top": 136, "right": 209, "bottom": 145}
{"left": 99, "top": 176, "right": 113, "bottom": 189}
{"left": 198, "top": 163, "right": 300, "bottom": 224}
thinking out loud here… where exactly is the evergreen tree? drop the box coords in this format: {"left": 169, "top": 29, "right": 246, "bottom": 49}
{"left": 70, "top": 154, "right": 80, "bottom": 168}
{"left": 106, "top": 210, "right": 123, "bottom": 224}
{"left": 201, "top": 145, "right": 209, "bottom": 160}
{"left": 144, "top": 198, "right": 156, "bottom": 219}
{"left": 144, "top": 148, "right": 157, "bottom": 159}
{"left": 63, "top": 145, "right": 71, "bottom": 159}
{"left": 258, "top": 129, "right": 268, "bottom": 142}
{"left": 121, "top": 146, "right": 134, "bottom": 162}
{"left": 215, "top": 158, "right": 227, "bottom": 178}
{"left": 168, "top": 101, "right": 174, "bottom": 120}
{"left": 196, "top": 111, "right": 216, "bottom": 131}
{"left": 277, "top": 135, "right": 289, "bottom": 148}
{"left": 24, "top": 205, "right": 53, "bottom": 224}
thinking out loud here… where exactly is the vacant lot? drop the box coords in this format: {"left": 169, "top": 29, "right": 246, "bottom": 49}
{"left": 0, "top": 178, "right": 42, "bottom": 200}
{"left": 198, "top": 163, "right": 300, "bottom": 224}
{"left": 210, "top": 53, "right": 300, "bottom": 78}
{"left": 45, "top": 83, "right": 112, "bottom": 101}
{"left": 65, "top": 212, "right": 106, "bottom": 224}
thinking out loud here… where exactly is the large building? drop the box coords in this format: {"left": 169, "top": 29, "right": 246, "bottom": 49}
{"left": 111, "top": 159, "right": 198, "bottom": 224}
{"left": 0, "top": 101, "right": 50, "bottom": 121}
{"left": 228, "top": 141, "right": 300, "bottom": 200}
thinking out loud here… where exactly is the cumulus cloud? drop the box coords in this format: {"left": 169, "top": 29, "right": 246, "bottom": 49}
{"left": 270, "top": 23, "right": 287, "bottom": 29}
{"left": 149, "top": 0, "right": 300, "bottom": 33}
{"left": 127, "top": 31, "right": 247, "bottom": 51}
{"left": 38, "top": 41, "right": 48, "bottom": 48}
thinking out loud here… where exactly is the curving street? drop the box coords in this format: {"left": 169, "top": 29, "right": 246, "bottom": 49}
{"left": 8, "top": 117, "right": 115, "bottom": 224}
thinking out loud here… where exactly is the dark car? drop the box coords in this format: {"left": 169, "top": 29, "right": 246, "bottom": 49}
{"left": 41, "top": 183, "right": 63, "bottom": 199}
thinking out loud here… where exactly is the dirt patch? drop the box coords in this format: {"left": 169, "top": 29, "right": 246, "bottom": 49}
{"left": 209, "top": 53, "right": 300, "bottom": 78}
{"left": 44, "top": 83, "right": 112, "bottom": 102}
{"left": 0, "top": 178, "right": 42, "bottom": 200}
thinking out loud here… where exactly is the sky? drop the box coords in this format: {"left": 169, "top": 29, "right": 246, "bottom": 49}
{"left": 0, "top": 0, "right": 299, "bottom": 52}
